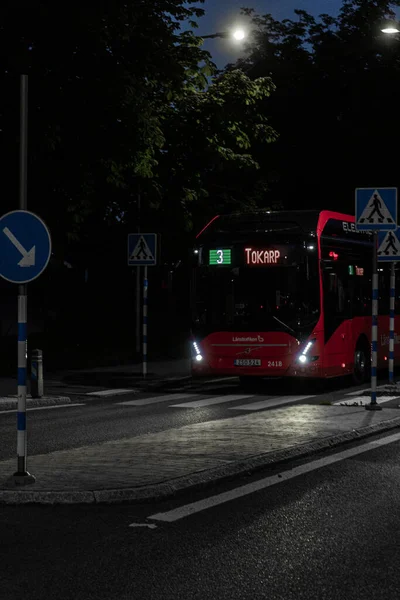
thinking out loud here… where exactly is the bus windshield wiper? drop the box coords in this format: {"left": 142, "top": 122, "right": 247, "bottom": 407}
{"left": 272, "top": 315, "right": 296, "bottom": 335}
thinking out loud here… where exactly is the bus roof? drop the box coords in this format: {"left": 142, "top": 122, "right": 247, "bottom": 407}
{"left": 196, "top": 210, "right": 354, "bottom": 239}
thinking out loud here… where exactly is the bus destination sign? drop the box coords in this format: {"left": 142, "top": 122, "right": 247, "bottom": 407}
{"left": 207, "top": 245, "right": 298, "bottom": 267}
{"left": 245, "top": 247, "right": 281, "bottom": 265}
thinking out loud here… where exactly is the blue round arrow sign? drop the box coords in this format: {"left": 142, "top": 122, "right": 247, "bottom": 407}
{"left": 0, "top": 210, "right": 52, "bottom": 284}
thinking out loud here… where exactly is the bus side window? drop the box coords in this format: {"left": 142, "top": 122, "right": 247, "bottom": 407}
{"left": 324, "top": 270, "right": 349, "bottom": 317}
{"left": 354, "top": 263, "right": 371, "bottom": 316}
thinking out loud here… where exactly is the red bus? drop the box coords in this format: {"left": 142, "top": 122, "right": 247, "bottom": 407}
{"left": 190, "top": 210, "right": 399, "bottom": 385}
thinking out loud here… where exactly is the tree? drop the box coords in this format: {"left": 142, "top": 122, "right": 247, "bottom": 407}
{"left": 136, "top": 68, "right": 278, "bottom": 249}
{"left": 0, "top": 0, "right": 213, "bottom": 250}
{"left": 235, "top": 1, "right": 400, "bottom": 214}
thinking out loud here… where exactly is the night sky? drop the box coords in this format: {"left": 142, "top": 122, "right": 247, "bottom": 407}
{"left": 195, "top": 0, "right": 341, "bottom": 67}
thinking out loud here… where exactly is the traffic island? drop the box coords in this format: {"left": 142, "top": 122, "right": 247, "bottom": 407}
{"left": 1, "top": 404, "right": 400, "bottom": 505}
{"left": 0, "top": 395, "right": 72, "bottom": 411}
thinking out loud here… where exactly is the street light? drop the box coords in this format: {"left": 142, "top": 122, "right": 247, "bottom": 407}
{"left": 381, "top": 20, "right": 400, "bottom": 34}
{"left": 201, "top": 29, "right": 247, "bottom": 41}
{"left": 233, "top": 29, "right": 246, "bottom": 41}
{"left": 382, "top": 26, "right": 400, "bottom": 34}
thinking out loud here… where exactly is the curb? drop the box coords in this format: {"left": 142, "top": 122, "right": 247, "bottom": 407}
{"left": 2, "top": 415, "right": 400, "bottom": 505}
{"left": 0, "top": 396, "right": 72, "bottom": 411}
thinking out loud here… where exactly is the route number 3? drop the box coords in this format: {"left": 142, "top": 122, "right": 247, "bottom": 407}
{"left": 217, "top": 250, "right": 224, "bottom": 264}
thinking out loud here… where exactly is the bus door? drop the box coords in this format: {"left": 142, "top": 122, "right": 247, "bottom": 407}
{"left": 322, "top": 263, "right": 354, "bottom": 377}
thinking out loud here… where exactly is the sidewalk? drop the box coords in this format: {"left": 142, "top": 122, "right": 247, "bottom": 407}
{"left": 0, "top": 357, "right": 192, "bottom": 407}
{"left": 0, "top": 378, "right": 71, "bottom": 410}
{"left": 1, "top": 404, "right": 400, "bottom": 504}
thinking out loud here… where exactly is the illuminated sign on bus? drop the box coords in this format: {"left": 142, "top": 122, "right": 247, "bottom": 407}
{"left": 245, "top": 248, "right": 281, "bottom": 265}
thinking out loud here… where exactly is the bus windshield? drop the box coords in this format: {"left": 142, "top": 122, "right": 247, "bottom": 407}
{"left": 192, "top": 261, "right": 320, "bottom": 337}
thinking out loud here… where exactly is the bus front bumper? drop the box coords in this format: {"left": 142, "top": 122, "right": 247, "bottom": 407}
{"left": 191, "top": 357, "right": 323, "bottom": 378}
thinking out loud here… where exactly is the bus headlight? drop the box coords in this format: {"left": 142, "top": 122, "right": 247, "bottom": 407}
{"left": 192, "top": 341, "right": 203, "bottom": 362}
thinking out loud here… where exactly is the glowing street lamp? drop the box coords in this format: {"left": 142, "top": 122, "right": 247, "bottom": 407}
{"left": 201, "top": 29, "right": 247, "bottom": 41}
{"left": 382, "top": 26, "right": 400, "bottom": 34}
{"left": 232, "top": 29, "right": 246, "bottom": 41}
{"left": 381, "top": 21, "right": 400, "bottom": 34}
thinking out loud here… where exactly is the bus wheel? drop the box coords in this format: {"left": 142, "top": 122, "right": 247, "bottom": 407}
{"left": 353, "top": 341, "right": 370, "bottom": 385}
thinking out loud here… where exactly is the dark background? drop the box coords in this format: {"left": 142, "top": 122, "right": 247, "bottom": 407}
{"left": 2, "top": 1, "right": 400, "bottom": 374}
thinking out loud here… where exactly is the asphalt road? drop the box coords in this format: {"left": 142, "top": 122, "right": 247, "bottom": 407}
{"left": 0, "top": 376, "right": 382, "bottom": 460}
{"left": 1, "top": 430, "right": 400, "bottom": 600}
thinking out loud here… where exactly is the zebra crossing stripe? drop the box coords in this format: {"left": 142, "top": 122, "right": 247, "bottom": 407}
{"left": 86, "top": 389, "right": 135, "bottom": 397}
{"left": 119, "top": 394, "right": 198, "bottom": 407}
{"left": 169, "top": 394, "right": 253, "bottom": 408}
{"left": 231, "top": 395, "right": 316, "bottom": 411}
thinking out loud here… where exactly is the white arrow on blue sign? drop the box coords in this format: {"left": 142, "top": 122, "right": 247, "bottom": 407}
{"left": 355, "top": 187, "right": 397, "bottom": 231}
{"left": 0, "top": 210, "right": 52, "bottom": 283}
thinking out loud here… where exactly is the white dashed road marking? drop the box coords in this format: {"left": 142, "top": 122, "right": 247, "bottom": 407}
{"left": 86, "top": 389, "right": 135, "bottom": 397}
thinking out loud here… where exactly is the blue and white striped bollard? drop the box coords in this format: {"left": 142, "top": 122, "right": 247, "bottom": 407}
{"left": 14, "top": 290, "right": 35, "bottom": 482}
{"left": 143, "top": 266, "right": 148, "bottom": 378}
{"left": 371, "top": 273, "right": 378, "bottom": 405}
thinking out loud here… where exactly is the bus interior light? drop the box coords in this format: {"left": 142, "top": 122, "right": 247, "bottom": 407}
{"left": 195, "top": 354, "right": 203, "bottom": 362}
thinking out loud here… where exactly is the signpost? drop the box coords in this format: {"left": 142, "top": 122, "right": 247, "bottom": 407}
{"left": 377, "top": 227, "right": 400, "bottom": 384}
{"left": 127, "top": 233, "right": 157, "bottom": 377}
{"left": 356, "top": 187, "right": 398, "bottom": 410}
{"left": 0, "top": 75, "right": 52, "bottom": 484}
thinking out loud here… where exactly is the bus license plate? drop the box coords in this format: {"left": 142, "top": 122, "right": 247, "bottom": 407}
{"left": 234, "top": 359, "right": 261, "bottom": 367}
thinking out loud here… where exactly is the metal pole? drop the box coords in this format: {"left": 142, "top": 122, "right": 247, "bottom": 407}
{"left": 143, "top": 266, "right": 148, "bottom": 377}
{"left": 367, "top": 232, "right": 382, "bottom": 410}
{"left": 14, "top": 74, "right": 35, "bottom": 482}
{"left": 136, "top": 268, "right": 141, "bottom": 354}
{"left": 389, "top": 262, "right": 396, "bottom": 384}
{"left": 135, "top": 192, "right": 141, "bottom": 354}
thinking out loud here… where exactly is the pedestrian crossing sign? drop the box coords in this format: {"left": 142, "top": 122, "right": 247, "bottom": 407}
{"left": 128, "top": 233, "right": 157, "bottom": 266}
{"left": 356, "top": 187, "right": 397, "bottom": 231}
{"left": 378, "top": 228, "right": 400, "bottom": 262}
